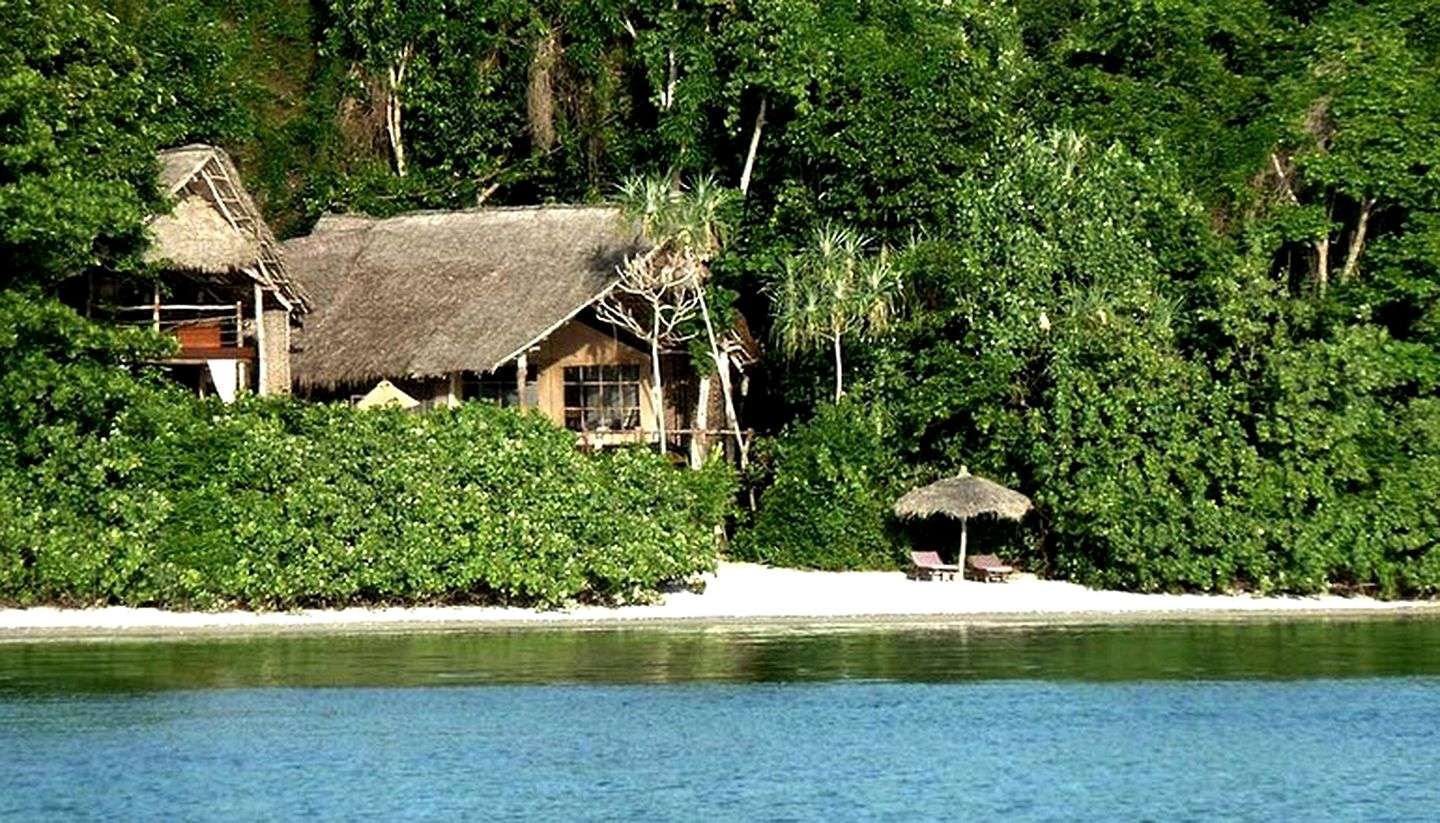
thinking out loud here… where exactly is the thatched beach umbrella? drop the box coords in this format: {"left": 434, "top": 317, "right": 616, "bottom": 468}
{"left": 893, "top": 468, "right": 1032, "bottom": 572}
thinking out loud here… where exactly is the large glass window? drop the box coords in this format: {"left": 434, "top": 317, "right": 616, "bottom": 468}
{"left": 563, "top": 365, "right": 642, "bottom": 431}
{"left": 462, "top": 366, "right": 537, "bottom": 408}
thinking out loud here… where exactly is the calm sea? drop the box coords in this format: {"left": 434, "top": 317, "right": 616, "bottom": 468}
{"left": 3, "top": 619, "right": 1439, "bottom": 821}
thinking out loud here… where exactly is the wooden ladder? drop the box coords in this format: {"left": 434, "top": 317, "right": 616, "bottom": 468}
{"left": 196, "top": 158, "right": 286, "bottom": 288}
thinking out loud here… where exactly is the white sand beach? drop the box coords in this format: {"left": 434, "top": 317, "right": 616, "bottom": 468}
{"left": 2, "top": 562, "right": 1437, "bottom": 638}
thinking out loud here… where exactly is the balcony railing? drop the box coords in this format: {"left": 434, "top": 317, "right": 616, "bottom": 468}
{"left": 575, "top": 427, "right": 755, "bottom": 466}
{"left": 112, "top": 303, "right": 246, "bottom": 352}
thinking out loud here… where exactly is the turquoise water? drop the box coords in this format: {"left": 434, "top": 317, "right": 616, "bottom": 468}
{"left": 3, "top": 620, "right": 1440, "bottom": 820}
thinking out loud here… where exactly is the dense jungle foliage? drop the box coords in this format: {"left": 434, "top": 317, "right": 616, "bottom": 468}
{"left": 2, "top": 0, "right": 1439, "bottom": 601}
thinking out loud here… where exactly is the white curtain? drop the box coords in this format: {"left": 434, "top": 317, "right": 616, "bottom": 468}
{"left": 206, "top": 359, "right": 239, "bottom": 403}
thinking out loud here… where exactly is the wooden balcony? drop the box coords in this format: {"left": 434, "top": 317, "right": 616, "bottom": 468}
{"left": 113, "top": 303, "right": 256, "bottom": 362}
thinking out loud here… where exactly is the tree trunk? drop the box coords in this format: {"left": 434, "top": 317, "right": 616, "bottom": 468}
{"left": 739, "top": 96, "right": 767, "bottom": 195}
{"left": 527, "top": 29, "right": 559, "bottom": 151}
{"left": 1341, "top": 196, "right": 1376, "bottom": 283}
{"left": 650, "top": 304, "right": 666, "bottom": 452}
{"left": 664, "top": 50, "right": 677, "bottom": 110}
{"left": 475, "top": 182, "right": 501, "bottom": 207}
{"left": 662, "top": 1, "right": 678, "bottom": 110}
{"left": 385, "top": 46, "right": 412, "bottom": 177}
{"left": 832, "top": 332, "right": 844, "bottom": 404}
{"left": 1314, "top": 236, "right": 1329, "bottom": 296}
{"left": 690, "top": 375, "right": 710, "bottom": 469}
{"left": 1270, "top": 153, "right": 1334, "bottom": 295}
{"left": 698, "top": 290, "right": 748, "bottom": 469}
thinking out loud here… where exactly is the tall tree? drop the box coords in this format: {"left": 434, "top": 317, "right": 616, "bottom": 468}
{"left": 1264, "top": 1, "right": 1440, "bottom": 310}
{"left": 712, "top": 0, "right": 829, "bottom": 194}
{"left": 0, "top": 0, "right": 160, "bottom": 285}
{"left": 769, "top": 224, "right": 900, "bottom": 403}
{"left": 104, "top": 0, "right": 257, "bottom": 149}
{"left": 1019, "top": 0, "right": 1288, "bottom": 208}
{"left": 762, "top": 0, "right": 1027, "bottom": 236}
{"left": 324, "top": 0, "right": 449, "bottom": 177}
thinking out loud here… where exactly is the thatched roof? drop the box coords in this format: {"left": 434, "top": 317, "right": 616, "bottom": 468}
{"left": 146, "top": 144, "right": 309, "bottom": 310}
{"left": 893, "top": 470, "right": 1033, "bottom": 521}
{"left": 158, "top": 145, "right": 218, "bottom": 194}
{"left": 147, "top": 196, "right": 260, "bottom": 274}
{"left": 285, "top": 206, "right": 642, "bottom": 389}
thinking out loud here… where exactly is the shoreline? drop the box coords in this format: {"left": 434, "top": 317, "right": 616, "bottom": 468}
{"left": 3, "top": 562, "right": 1438, "bottom": 641}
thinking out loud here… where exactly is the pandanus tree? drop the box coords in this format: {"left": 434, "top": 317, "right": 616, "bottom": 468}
{"left": 597, "top": 174, "right": 743, "bottom": 460}
{"left": 769, "top": 224, "right": 901, "bottom": 403}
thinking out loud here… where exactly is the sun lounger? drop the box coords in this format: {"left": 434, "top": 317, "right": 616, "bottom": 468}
{"left": 967, "top": 554, "right": 1014, "bottom": 583}
{"left": 910, "top": 550, "right": 960, "bottom": 581}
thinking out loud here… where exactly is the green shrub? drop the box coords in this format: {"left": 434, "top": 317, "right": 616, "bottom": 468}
{"left": 0, "top": 293, "right": 735, "bottom": 609}
{"left": 732, "top": 400, "right": 905, "bottom": 570}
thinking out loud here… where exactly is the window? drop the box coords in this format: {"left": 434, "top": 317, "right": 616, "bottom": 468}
{"left": 462, "top": 366, "right": 537, "bottom": 408}
{"left": 563, "top": 365, "right": 642, "bottom": 431}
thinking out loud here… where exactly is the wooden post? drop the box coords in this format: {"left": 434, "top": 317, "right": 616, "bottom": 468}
{"left": 959, "top": 519, "right": 969, "bottom": 582}
{"left": 516, "top": 353, "right": 529, "bottom": 410}
{"left": 152, "top": 282, "right": 161, "bottom": 331}
{"left": 254, "top": 283, "right": 268, "bottom": 396}
{"left": 447, "top": 372, "right": 461, "bottom": 408}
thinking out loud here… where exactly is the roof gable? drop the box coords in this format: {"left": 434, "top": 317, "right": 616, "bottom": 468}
{"left": 148, "top": 144, "right": 309, "bottom": 310}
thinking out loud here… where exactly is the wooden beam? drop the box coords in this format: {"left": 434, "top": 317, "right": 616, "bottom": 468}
{"left": 150, "top": 347, "right": 257, "bottom": 364}
{"left": 254, "top": 282, "right": 267, "bottom": 396}
{"left": 116, "top": 303, "right": 243, "bottom": 312}
{"left": 516, "top": 353, "right": 529, "bottom": 410}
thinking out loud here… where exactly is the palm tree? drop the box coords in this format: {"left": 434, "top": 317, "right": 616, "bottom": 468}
{"left": 770, "top": 223, "right": 901, "bottom": 403}
{"left": 599, "top": 173, "right": 740, "bottom": 457}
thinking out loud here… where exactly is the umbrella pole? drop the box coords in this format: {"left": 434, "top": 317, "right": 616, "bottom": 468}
{"left": 959, "top": 518, "right": 968, "bottom": 580}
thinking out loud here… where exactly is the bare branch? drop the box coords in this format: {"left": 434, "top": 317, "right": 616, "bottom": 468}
{"left": 1270, "top": 153, "right": 1300, "bottom": 205}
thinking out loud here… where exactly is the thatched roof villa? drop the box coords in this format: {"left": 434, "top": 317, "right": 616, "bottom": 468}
{"left": 86, "top": 144, "right": 308, "bottom": 400}
{"left": 285, "top": 206, "right": 712, "bottom": 448}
